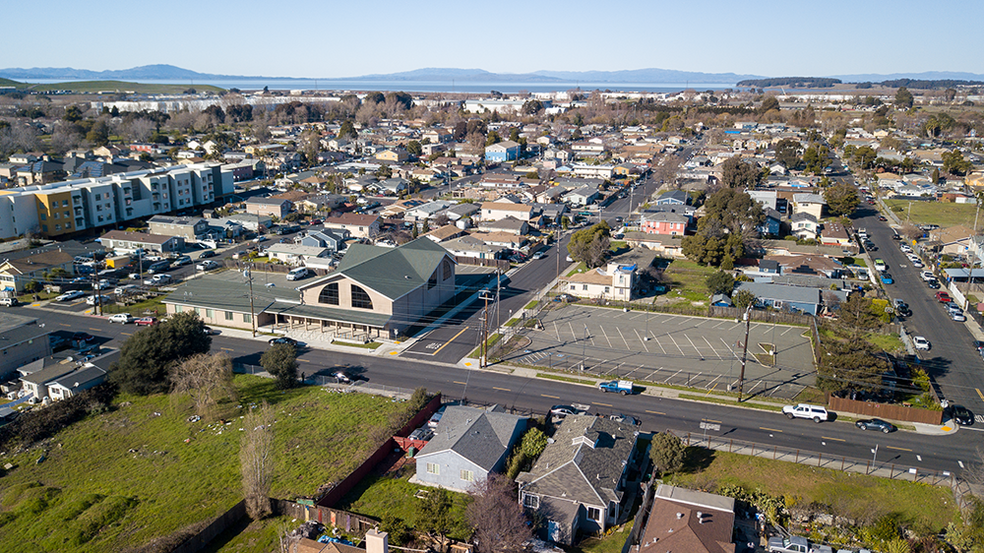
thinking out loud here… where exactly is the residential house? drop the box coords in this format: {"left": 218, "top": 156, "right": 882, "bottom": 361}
{"left": 517, "top": 415, "right": 640, "bottom": 545}
{"left": 264, "top": 244, "right": 331, "bottom": 266}
{"left": 423, "top": 225, "right": 468, "bottom": 243}
{"left": 218, "top": 213, "right": 273, "bottom": 233}
{"left": 790, "top": 212, "right": 819, "bottom": 240}
{"left": 791, "top": 193, "right": 825, "bottom": 220}
{"left": 0, "top": 249, "right": 75, "bottom": 293}
{"left": 640, "top": 212, "right": 687, "bottom": 236}
{"left": 442, "top": 235, "right": 505, "bottom": 260}
{"left": 298, "top": 229, "right": 346, "bottom": 252}
{"left": 621, "top": 231, "right": 685, "bottom": 259}
{"left": 0, "top": 314, "right": 52, "bottom": 381}
{"left": 485, "top": 140, "right": 521, "bottom": 163}
{"left": 18, "top": 358, "right": 78, "bottom": 401}
{"left": 564, "top": 186, "right": 599, "bottom": 206}
{"left": 733, "top": 282, "right": 822, "bottom": 315}
{"left": 759, "top": 207, "right": 782, "bottom": 236}
{"left": 655, "top": 190, "right": 688, "bottom": 206}
{"left": 48, "top": 364, "right": 108, "bottom": 401}
{"left": 638, "top": 484, "right": 736, "bottom": 553}
{"left": 469, "top": 231, "right": 525, "bottom": 250}
{"left": 481, "top": 202, "right": 534, "bottom": 222}
{"left": 375, "top": 148, "right": 410, "bottom": 163}
{"left": 748, "top": 189, "right": 778, "bottom": 211}
{"left": 561, "top": 249, "right": 656, "bottom": 301}
{"left": 928, "top": 225, "right": 977, "bottom": 257}
{"left": 245, "top": 197, "right": 292, "bottom": 219}
{"left": 148, "top": 215, "right": 210, "bottom": 241}
{"left": 414, "top": 405, "right": 527, "bottom": 492}
{"left": 323, "top": 213, "right": 380, "bottom": 239}
{"left": 100, "top": 230, "right": 185, "bottom": 254}
{"left": 765, "top": 254, "right": 844, "bottom": 278}
{"left": 476, "top": 217, "right": 529, "bottom": 236}
{"left": 820, "top": 222, "right": 850, "bottom": 246}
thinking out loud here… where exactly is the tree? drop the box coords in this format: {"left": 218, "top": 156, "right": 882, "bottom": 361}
{"left": 337, "top": 120, "right": 357, "bottom": 139}
{"left": 706, "top": 271, "right": 735, "bottom": 296}
{"left": 733, "top": 289, "right": 756, "bottom": 310}
{"left": 567, "top": 221, "right": 611, "bottom": 268}
{"left": 260, "top": 343, "right": 298, "bottom": 389}
{"left": 942, "top": 150, "right": 973, "bottom": 176}
{"left": 467, "top": 474, "right": 532, "bottom": 553}
{"left": 649, "top": 432, "right": 685, "bottom": 474}
{"left": 824, "top": 182, "right": 860, "bottom": 216}
{"left": 758, "top": 95, "right": 780, "bottom": 114}
{"left": 931, "top": 167, "right": 940, "bottom": 184}
{"left": 894, "top": 87, "right": 914, "bottom": 109}
{"left": 485, "top": 130, "right": 501, "bottom": 146}
{"left": 720, "top": 156, "right": 759, "bottom": 189}
{"left": 419, "top": 488, "right": 455, "bottom": 541}
{"left": 522, "top": 99, "right": 544, "bottom": 115}
{"left": 406, "top": 140, "right": 422, "bottom": 157}
{"left": 519, "top": 427, "right": 548, "bottom": 459}
{"left": 240, "top": 403, "right": 274, "bottom": 519}
{"left": 110, "top": 312, "right": 212, "bottom": 395}
{"left": 171, "top": 353, "right": 236, "bottom": 419}
{"left": 852, "top": 145, "right": 877, "bottom": 169}
{"left": 802, "top": 144, "right": 830, "bottom": 175}
{"left": 774, "top": 138, "right": 802, "bottom": 170}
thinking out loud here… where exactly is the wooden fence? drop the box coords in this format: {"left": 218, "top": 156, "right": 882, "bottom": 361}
{"left": 317, "top": 394, "right": 442, "bottom": 508}
{"left": 828, "top": 396, "right": 943, "bottom": 425}
{"left": 274, "top": 499, "right": 378, "bottom": 536}
{"left": 454, "top": 256, "right": 510, "bottom": 272}
{"left": 170, "top": 500, "right": 246, "bottom": 553}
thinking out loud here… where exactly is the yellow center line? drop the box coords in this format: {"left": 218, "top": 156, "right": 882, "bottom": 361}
{"left": 759, "top": 427, "right": 783, "bottom": 432}
{"left": 428, "top": 327, "right": 470, "bottom": 356}
{"left": 89, "top": 328, "right": 101, "bottom": 332}
{"left": 977, "top": 388, "right": 984, "bottom": 402}
{"left": 298, "top": 359, "right": 311, "bottom": 363}
{"left": 645, "top": 410, "right": 666, "bottom": 415}
{"left": 886, "top": 446, "right": 912, "bottom": 452}
{"left": 593, "top": 402, "right": 612, "bottom": 407}
{"left": 822, "top": 436, "right": 846, "bottom": 442}
{"left": 121, "top": 332, "right": 132, "bottom": 336}
{"left": 453, "top": 381, "right": 467, "bottom": 386}
{"left": 492, "top": 387, "right": 511, "bottom": 392}
{"left": 703, "top": 419, "right": 722, "bottom": 424}
{"left": 60, "top": 323, "right": 72, "bottom": 327}
{"left": 221, "top": 347, "right": 234, "bottom": 351}
{"left": 541, "top": 394, "right": 560, "bottom": 399}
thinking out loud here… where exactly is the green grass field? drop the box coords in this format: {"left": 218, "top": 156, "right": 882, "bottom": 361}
{"left": 0, "top": 375, "right": 408, "bottom": 553}
{"left": 669, "top": 450, "right": 959, "bottom": 536}
{"left": 662, "top": 259, "right": 719, "bottom": 304}
{"left": 883, "top": 199, "right": 978, "bottom": 229}
{"left": 25, "top": 80, "right": 224, "bottom": 94}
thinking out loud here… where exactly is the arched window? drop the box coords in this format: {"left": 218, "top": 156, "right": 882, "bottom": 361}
{"left": 443, "top": 259, "right": 452, "bottom": 280}
{"left": 351, "top": 285, "right": 373, "bottom": 310}
{"left": 319, "top": 282, "right": 339, "bottom": 305}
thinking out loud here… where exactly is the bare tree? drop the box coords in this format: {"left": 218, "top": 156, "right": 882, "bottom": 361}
{"left": 466, "top": 474, "right": 532, "bottom": 553}
{"left": 241, "top": 403, "right": 274, "bottom": 519}
{"left": 170, "top": 353, "right": 236, "bottom": 419}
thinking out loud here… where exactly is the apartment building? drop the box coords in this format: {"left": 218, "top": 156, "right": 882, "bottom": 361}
{"left": 0, "top": 163, "right": 233, "bottom": 240}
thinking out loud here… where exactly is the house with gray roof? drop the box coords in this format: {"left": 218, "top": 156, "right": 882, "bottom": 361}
{"left": 517, "top": 415, "right": 641, "bottom": 545}
{"left": 733, "top": 282, "right": 822, "bottom": 315}
{"left": 148, "top": 215, "right": 210, "bottom": 240}
{"left": 298, "top": 229, "right": 347, "bottom": 252}
{"left": 415, "top": 405, "right": 527, "bottom": 492}
{"left": 0, "top": 313, "right": 52, "bottom": 380}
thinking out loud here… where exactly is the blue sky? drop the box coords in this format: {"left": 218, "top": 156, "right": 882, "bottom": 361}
{"left": 3, "top": 0, "right": 982, "bottom": 78}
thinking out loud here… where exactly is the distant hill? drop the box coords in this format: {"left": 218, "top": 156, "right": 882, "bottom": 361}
{"left": 831, "top": 71, "right": 984, "bottom": 83}
{"left": 532, "top": 68, "right": 762, "bottom": 84}
{"left": 0, "top": 77, "right": 22, "bottom": 88}
{"left": 0, "top": 64, "right": 266, "bottom": 81}
{"left": 737, "top": 77, "right": 841, "bottom": 88}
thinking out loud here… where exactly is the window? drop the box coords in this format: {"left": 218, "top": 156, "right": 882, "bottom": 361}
{"left": 54, "top": 224, "right": 61, "bottom": 231}
{"left": 426, "top": 463, "right": 440, "bottom": 475}
{"left": 206, "top": 309, "right": 214, "bottom": 319}
{"left": 194, "top": 307, "right": 201, "bottom": 315}
{"left": 351, "top": 285, "right": 373, "bottom": 309}
{"left": 428, "top": 274, "right": 437, "bottom": 290}
{"left": 225, "top": 311, "right": 233, "bottom": 321}
{"left": 40, "top": 212, "right": 46, "bottom": 221}
{"left": 95, "top": 193, "right": 101, "bottom": 200}
{"left": 443, "top": 259, "right": 452, "bottom": 280}
{"left": 583, "top": 285, "right": 588, "bottom": 291}
{"left": 62, "top": 200, "right": 68, "bottom": 207}
{"left": 319, "top": 283, "right": 339, "bottom": 305}
{"left": 523, "top": 494, "right": 539, "bottom": 509}
{"left": 175, "top": 305, "right": 183, "bottom": 313}
{"left": 244, "top": 313, "right": 252, "bottom": 323}
{"left": 460, "top": 470, "right": 474, "bottom": 482}
{"left": 587, "top": 507, "right": 601, "bottom": 521}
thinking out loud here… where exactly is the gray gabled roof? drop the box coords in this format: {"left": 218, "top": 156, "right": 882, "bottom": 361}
{"left": 517, "top": 415, "right": 636, "bottom": 507}
{"left": 734, "top": 282, "right": 820, "bottom": 305}
{"left": 306, "top": 238, "right": 454, "bottom": 301}
{"left": 417, "top": 405, "right": 526, "bottom": 471}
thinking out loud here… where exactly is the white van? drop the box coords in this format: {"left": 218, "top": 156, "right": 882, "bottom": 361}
{"left": 286, "top": 267, "right": 311, "bottom": 281}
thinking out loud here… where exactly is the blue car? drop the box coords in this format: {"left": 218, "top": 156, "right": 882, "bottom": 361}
{"left": 880, "top": 272, "right": 894, "bottom": 285}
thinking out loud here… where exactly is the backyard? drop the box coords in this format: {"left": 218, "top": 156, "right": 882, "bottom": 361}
{"left": 0, "top": 375, "right": 410, "bottom": 553}
{"left": 657, "top": 259, "right": 720, "bottom": 305}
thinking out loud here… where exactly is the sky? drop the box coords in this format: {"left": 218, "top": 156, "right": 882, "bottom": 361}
{"left": 3, "top": 0, "right": 983, "bottom": 79}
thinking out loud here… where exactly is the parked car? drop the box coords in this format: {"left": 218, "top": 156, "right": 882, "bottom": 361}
{"left": 173, "top": 255, "right": 193, "bottom": 266}
{"left": 532, "top": 251, "right": 544, "bottom": 260}
{"left": 202, "top": 326, "right": 218, "bottom": 335}
{"left": 921, "top": 271, "right": 935, "bottom": 282}
{"left": 71, "top": 331, "right": 94, "bottom": 344}
{"left": 874, "top": 259, "right": 886, "bottom": 272}
{"left": 427, "top": 409, "right": 445, "bottom": 428}
{"left": 408, "top": 427, "right": 434, "bottom": 441}
{"left": 198, "top": 250, "right": 217, "bottom": 259}
{"left": 550, "top": 405, "right": 583, "bottom": 418}
{"left": 951, "top": 310, "right": 967, "bottom": 322}
{"left": 609, "top": 413, "right": 641, "bottom": 426}
{"left": 880, "top": 273, "right": 893, "bottom": 285}
{"left": 936, "top": 291, "right": 952, "bottom": 303}
{"left": 782, "top": 403, "right": 829, "bottom": 423}
{"left": 114, "top": 284, "right": 138, "bottom": 295}
{"left": 268, "top": 336, "right": 298, "bottom": 347}
{"left": 927, "top": 279, "right": 941, "bottom": 289}
{"left": 196, "top": 260, "right": 219, "bottom": 271}
{"left": 333, "top": 370, "right": 353, "bottom": 384}
{"left": 55, "top": 290, "right": 85, "bottom": 302}
{"left": 145, "top": 274, "right": 172, "bottom": 286}
{"left": 135, "top": 317, "right": 158, "bottom": 326}
{"left": 0, "top": 297, "right": 18, "bottom": 307}
{"left": 877, "top": 215, "right": 887, "bottom": 221}
{"left": 108, "top": 313, "right": 134, "bottom": 324}
{"left": 946, "top": 404, "right": 975, "bottom": 426}
{"left": 855, "top": 418, "right": 896, "bottom": 433}
{"left": 286, "top": 267, "right": 311, "bottom": 281}
{"left": 85, "top": 294, "right": 111, "bottom": 306}
{"left": 913, "top": 336, "right": 931, "bottom": 350}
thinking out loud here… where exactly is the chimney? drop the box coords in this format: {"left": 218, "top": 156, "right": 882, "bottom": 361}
{"left": 366, "top": 529, "right": 388, "bottom": 553}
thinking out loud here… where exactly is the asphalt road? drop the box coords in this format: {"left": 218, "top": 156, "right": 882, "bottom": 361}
{"left": 22, "top": 303, "right": 984, "bottom": 478}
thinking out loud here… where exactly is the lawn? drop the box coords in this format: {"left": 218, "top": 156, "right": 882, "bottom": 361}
{"left": 865, "top": 332, "right": 903, "bottom": 353}
{"left": 883, "top": 199, "right": 978, "bottom": 229}
{"left": 0, "top": 375, "right": 409, "bottom": 553}
{"left": 101, "top": 295, "right": 166, "bottom": 316}
{"left": 571, "top": 522, "right": 632, "bottom": 553}
{"left": 661, "top": 259, "right": 719, "bottom": 304}
{"left": 337, "top": 470, "right": 472, "bottom": 541}
{"left": 669, "top": 450, "right": 959, "bottom": 536}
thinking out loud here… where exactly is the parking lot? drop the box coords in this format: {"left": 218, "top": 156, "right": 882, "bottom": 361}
{"left": 505, "top": 304, "right": 816, "bottom": 399}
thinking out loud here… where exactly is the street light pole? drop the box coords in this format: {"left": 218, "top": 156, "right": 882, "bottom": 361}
{"left": 737, "top": 303, "right": 752, "bottom": 402}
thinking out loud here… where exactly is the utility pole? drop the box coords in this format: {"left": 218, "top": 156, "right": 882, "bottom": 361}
{"left": 479, "top": 292, "right": 494, "bottom": 369}
{"left": 737, "top": 303, "right": 752, "bottom": 402}
{"left": 245, "top": 264, "right": 257, "bottom": 337}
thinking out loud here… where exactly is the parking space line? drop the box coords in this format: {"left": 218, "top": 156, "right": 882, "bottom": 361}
{"left": 720, "top": 337, "right": 738, "bottom": 358}
{"left": 629, "top": 313, "right": 645, "bottom": 320}
{"left": 666, "top": 333, "right": 686, "bottom": 356}
{"left": 707, "top": 374, "right": 722, "bottom": 388}
{"left": 703, "top": 336, "right": 722, "bottom": 359}
{"left": 633, "top": 329, "right": 650, "bottom": 352}
{"left": 654, "top": 337, "right": 667, "bottom": 355}
{"left": 553, "top": 321, "right": 561, "bottom": 341}
{"left": 664, "top": 369, "right": 682, "bottom": 384}
{"left": 567, "top": 322, "right": 576, "bottom": 342}
{"left": 616, "top": 327, "right": 630, "bottom": 350}
{"left": 684, "top": 334, "right": 702, "bottom": 357}
{"left": 711, "top": 320, "right": 727, "bottom": 329}
{"left": 781, "top": 327, "right": 794, "bottom": 336}
{"left": 599, "top": 326, "right": 613, "bottom": 348}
